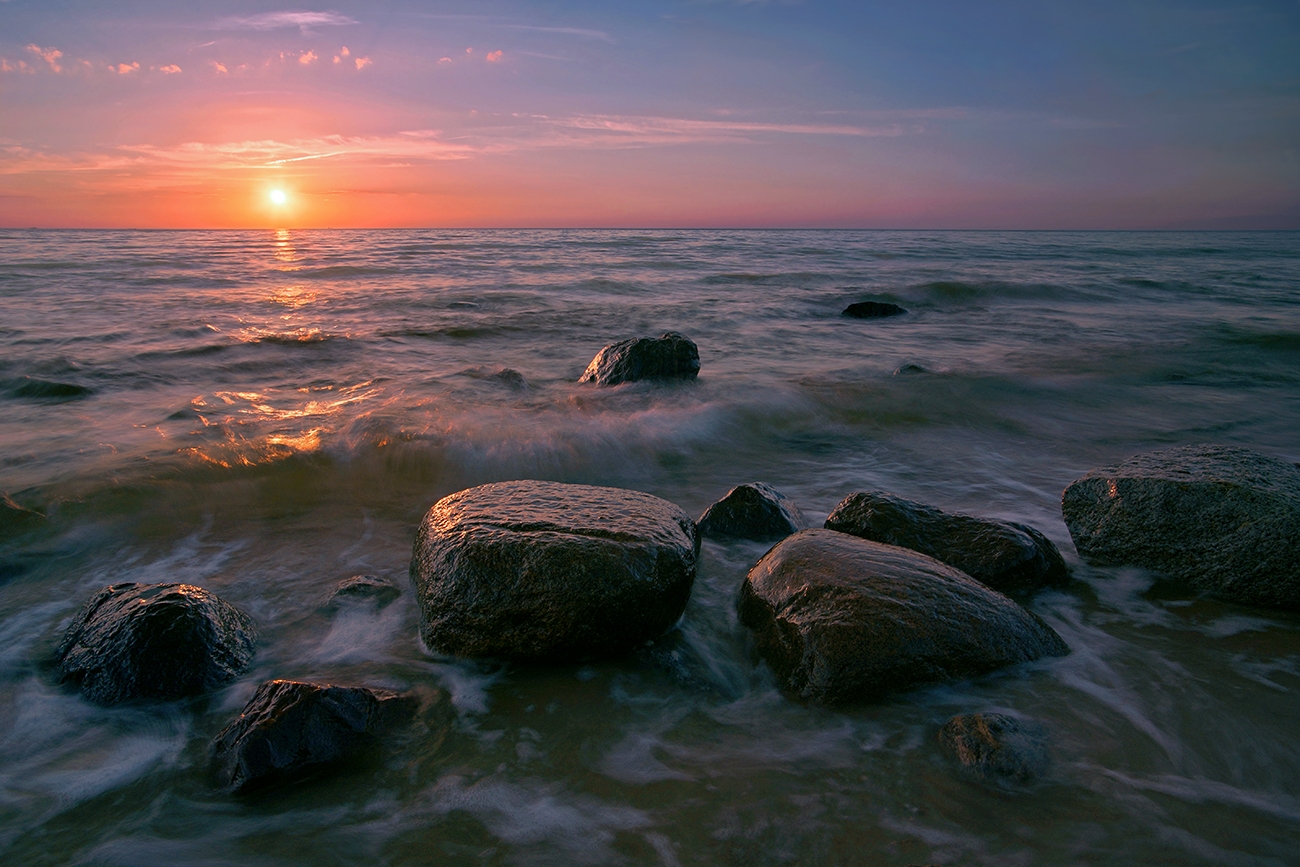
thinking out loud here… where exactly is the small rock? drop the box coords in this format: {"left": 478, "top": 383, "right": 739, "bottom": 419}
{"left": 578, "top": 332, "right": 700, "bottom": 385}
{"left": 939, "top": 712, "right": 1048, "bottom": 785}
{"left": 210, "top": 679, "right": 418, "bottom": 793}
{"left": 488, "top": 368, "right": 530, "bottom": 389}
{"left": 738, "top": 530, "right": 1068, "bottom": 706}
{"left": 825, "top": 491, "right": 1069, "bottom": 594}
{"left": 55, "top": 583, "right": 256, "bottom": 705}
{"left": 410, "top": 480, "right": 699, "bottom": 659}
{"left": 1062, "top": 444, "right": 1300, "bottom": 609}
{"left": 843, "top": 301, "right": 907, "bottom": 319}
{"left": 327, "top": 575, "right": 400, "bottom": 609}
{"left": 698, "top": 482, "right": 809, "bottom": 541}
{"left": 893, "top": 363, "right": 928, "bottom": 375}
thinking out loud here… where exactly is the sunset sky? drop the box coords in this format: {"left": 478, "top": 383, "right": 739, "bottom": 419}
{"left": 1, "top": 1, "right": 1297, "bottom": 229}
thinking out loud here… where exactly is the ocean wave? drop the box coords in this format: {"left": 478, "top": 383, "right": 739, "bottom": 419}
{"left": 3, "top": 376, "right": 94, "bottom": 402}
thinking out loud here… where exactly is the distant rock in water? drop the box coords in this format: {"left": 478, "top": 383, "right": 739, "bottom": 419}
{"left": 55, "top": 583, "right": 256, "bottom": 705}
{"left": 843, "top": 301, "right": 907, "bottom": 319}
{"left": 825, "top": 491, "right": 1069, "bottom": 594}
{"left": 698, "top": 482, "right": 808, "bottom": 542}
{"left": 410, "top": 480, "right": 699, "bottom": 659}
{"left": 893, "top": 363, "right": 928, "bottom": 375}
{"left": 488, "top": 368, "right": 530, "bottom": 389}
{"left": 738, "top": 529, "right": 1068, "bottom": 706}
{"left": 327, "top": 575, "right": 400, "bottom": 609}
{"left": 579, "top": 332, "right": 700, "bottom": 385}
{"left": 939, "top": 712, "right": 1049, "bottom": 786}
{"left": 1062, "top": 444, "right": 1300, "bottom": 610}
{"left": 210, "top": 680, "right": 419, "bottom": 793}
{"left": 8, "top": 377, "right": 94, "bottom": 401}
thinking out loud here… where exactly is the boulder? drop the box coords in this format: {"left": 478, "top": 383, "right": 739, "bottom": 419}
{"left": 327, "top": 574, "right": 400, "bottom": 609}
{"left": 578, "top": 332, "right": 700, "bottom": 385}
{"left": 1062, "top": 444, "right": 1300, "bottom": 609}
{"left": 698, "top": 482, "right": 809, "bottom": 542}
{"left": 410, "top": 480, "right": 699, "bottom": 659}
{"left": 843, "top": 301, "right": 907, "bottom": 319}
{"left": 939, "top": 712, "right": 1048, "bottom": 785}
{"left": 55, "top": 582, "right": 256, "bottom": 705}
{"left": 210, "top": 680, "right": 418, "bottom": 793}
{"left": 824, "top": 491, "right": 1069, "bottom": 594}
{"left": 737, "top": 530, "right": 1068, "bottom": 706}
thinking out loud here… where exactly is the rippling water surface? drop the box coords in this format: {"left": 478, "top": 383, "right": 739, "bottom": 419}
{"left": 1, "top": 229, "right": 1297, "bottom": 865}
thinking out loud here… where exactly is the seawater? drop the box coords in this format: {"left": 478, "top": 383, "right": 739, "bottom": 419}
{"left": 0, "top": 229, "right": 1297, "bottom": 866}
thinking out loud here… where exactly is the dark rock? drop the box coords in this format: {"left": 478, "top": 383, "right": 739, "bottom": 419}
{"left": 824, "top": 491, "right": 1069, "bottom": 594}
{"left": 210, "top": 679, "right": 418, "bottom": 793}
{"left": 1062, "top": 444, "right": 1300, "bottom": 609}
{"left": 1, "top": 493, "right": 45, "bottom": 539}
{"left": 327, "top": 575, "right": 400, "bottom": 609}
{"left": 698, "top": 482, "right": 809, "bottom": 542}
{"left": 939, "top": 712, "right": 1048, "bottom": 785}
{"left": 738, "top": 529, "right": 1068, "bottom": 706}
{"left": 843, "top": 301, "right": 907, "bottom": 319}
{"left": 9, "top": 377, "right": 94, "bottom": 401}
{"left": 893, "top": 363, "right": 928, "bottom": 375}
{"left": 55, "top": 583, "right": 256, "bottom": 705}
{"left": 410, "top": 480, "right": 699, "bottom": 659}
{"left": 488, "top": 368, "right": 529, "bottom": 389}
{"left": 578, "top": 332, "right": 700, "bottom": 385}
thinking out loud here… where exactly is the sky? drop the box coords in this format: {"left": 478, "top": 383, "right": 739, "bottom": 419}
{"left": 1, "top": 0, "right": 1297, "bottom": 229}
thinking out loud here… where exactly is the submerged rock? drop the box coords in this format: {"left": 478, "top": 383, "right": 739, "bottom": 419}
{"left": 939, "top": 712, "right": 1049, "bottom": 785}
{"left": 1062, "top": 444, "right": 1300, "bottom": 609}
{"left": 210, "top": 680, "right": 418, "bottom": 793}
{"left": 578, "top": 332, "right": 700, "bottom": 385}
{"left": 410, "top": 480, "right": 699, "bottom": 659}
{"left": 843, "top": 301, "right": 907, "bottom": 319}
{"left": 698, "top": 482, "right": 809, "bottom": 542}
{"left": 55, "top": 582, "right": 256, "bottom": 705}
{"left": 488, "top": 367, "right": 530, "bottom": 390}
{"left": 738, "top": 530, "right": 1068, "bottom": 706}
{"left": 327, "top": 574, "right": 400, "bottom": 609}
{"left": 824, "top": 491, "right": 1069, "bottom": 594}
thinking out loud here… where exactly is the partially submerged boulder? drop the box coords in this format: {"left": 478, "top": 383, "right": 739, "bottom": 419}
{"left": 698, "top": 482, "right": 809, "bottom": 542}
{"left": 327, "top": 574, "right": 400, "bottom": 609}
{"left": 55, "top": 582, "right": 256, "bottom": 705}
{"left": 824, "top": 491, "right": 1068, "bottom": 594}
{"left": 843, "top": 301, "right": 907, "bottom": 319}
{"left": 410, "top": 480, "right": 699, "bottom": 659}
{"left": 738, "top": 530, "right": 1068, "bottom": 706}
{"left": 1062, "top": 444, "right": 1300, "bottom": 609}
{"left": 210, "top": 680, "right": 418, "bottom": 793}
{"left": 939, "top": 712, "right": 1049, "bottom": 785}
{"left": 578, "top": 332, "right": 700, "bottom": 385}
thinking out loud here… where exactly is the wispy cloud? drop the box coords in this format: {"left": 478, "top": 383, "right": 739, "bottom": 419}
{"left": 159, "top": 64, "right": 182, "bottom": 74}
{"left": 215, "top": 11, "right": 358, "bottom": 35}
{"left": 26, "top": 44, "right": 63, "bottom": 73}
{"left": 299, "top": 50, "right": 318, "bottom": 65}
{"left": 548, "top": 114, "right": 908, "bottom": 144}
{"left": 503, "top": 25, "right": 614, "bottom": 44}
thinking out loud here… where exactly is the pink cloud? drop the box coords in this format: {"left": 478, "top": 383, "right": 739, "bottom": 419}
{"left": 212, "top": 61, "right": 228, "bottom": 74}
{"left": 114, "top": 62, "right": 141, "bottom": 75}
{"left": 438, "top": 57, "right": 452, "bottom": 65}
{"left": 159, "top": 64, "right": 182, "bottom": 75}
{"left": 299, "top": 51, "right": 317, "bottom": 66}
{"left": 340, "top": 46, "right": 350, "bottom": 57}
{"left": 486, "top": 50, "right": 503, "bottom": 63}
{"left": 26, "top": 44, "right": 63, "bottom": 73}
{"left": 333, "top": 55, "right": 341, "bottom": 64}
{"left": 355, "top": 56, "right": 372, "bottom": 70}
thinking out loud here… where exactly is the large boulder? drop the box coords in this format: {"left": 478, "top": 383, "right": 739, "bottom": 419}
{"left": 738, "top": 530, "right": 1068, "bottom": 706}
{"left": 578, "top": 332, "right": 700, "bottom": 385}
{"left": 55, "top": 583, "right": 256, "bottom": 705}
{"left": 210, "top": 680, "right": 418, "bottom": 793}
{"left": 698, "top": 482, "right": 809, "bottom": 542}
{"left": 1062, "top": 444, "right": 1300, "bottom": 609}
{"left": 939, "top": 712, "right": 1049, "bottom": 786}
{"left": 824, "top": 491, "right": 1069, "bottom": 594}
{"left": 410, "top": 480, "right": 699, "bottom": 659}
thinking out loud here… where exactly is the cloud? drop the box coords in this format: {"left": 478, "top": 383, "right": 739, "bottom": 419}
{"left": 114, "top": 62, "right": 141, "bottom": 75}
{"left": 211, "top": 61, "right": 228, "bottom": 74}
{"left": 486, "top": 50, "right": 503, "bottom": 62}
{"left": 503, "top": 25, "right": 614, "bottom": 44}
{"left": 438, "top": 57, "right": 452, "bottom": 65}
{"left": 26, "top": 44, "right": 63, "bottom": 73}
{"left": 548, "top": 114, "right": 907, "bottom": 145}
{"left": 340, "top": 46, "right": 350, "bottom": 56}
{"left": 159, "top": 64, "right": 182, "bottom": 74}
{"left": 299, "top": 50, "right": 318, "bottom": 65}
{"left": 355, "top": 56, "right": 371, "bottom": 70}
{"left": 215, "top": 11, "right": 358, "bottom": 34}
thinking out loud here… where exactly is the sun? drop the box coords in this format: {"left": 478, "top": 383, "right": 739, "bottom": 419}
{"left": 269, "top": 189, "right": 288, "bottom": 206}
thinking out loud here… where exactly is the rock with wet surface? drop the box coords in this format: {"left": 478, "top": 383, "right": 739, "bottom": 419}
{"left": 843, "top": 301, "right": 907, "bottom": 319}
{"left": 410, "top": 480, "right": 699, "bottom": 659}
{"left": 578, "top": 332, "right": 700, "bottom": 385}
{"left": 824, "top": 491, "right": 1069, "bottom": 594}
{"left": 939, "top": 712, "right": 1049, "bottom": 785}
{"left": 698, "top": 482, "right": 809, "bottom": 542}
{"left": 55, "top": 582, "right": 256, "bottom": 705}
{"left": 1062, "top": 444, "right": 1300, "bottom": 609}
{"left": 738, "top": 529, "right": 1068, "bottom": 706}
{"left": 210, "top": 679, "right": 419, "bottom": 793}
{"left": 327, "top": 574, "right": 400, "bottom": 609}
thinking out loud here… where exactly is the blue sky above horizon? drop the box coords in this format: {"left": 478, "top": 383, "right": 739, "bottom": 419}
{"left": 1, "top": 0, "right": 1297, "bottom": 228}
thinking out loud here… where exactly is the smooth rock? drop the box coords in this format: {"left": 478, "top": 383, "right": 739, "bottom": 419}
{"left": 1062, "top": 444, "right": 1300, "bottom": 609}
{"left": 210, "top": 679, "right": 418, "bottom": 793}
{"left": 578, "top": 332, "right": 700, "bottom": 385}
{"left": 698, "top": 482, "right": 809, "bottom": 541}
{"left": 410, "top": 480, "right": 699, "bottom": 659}
{"left": 843, "top": 301, "right": 907, "bottom": 319}
{"left": 738, "top": 529, "right": 1068, "bottom": 706}
{"left": 55, "top": 582, "right": 256, "bottom": 705}
{"left": 328, "top": 574, "right": 400, "bottom": 609}
{"left": 824, "top": 491, "right": 1069, "bottom": 594}
{"left": 939, "top": 712, "right": 1049, "bottom": 785}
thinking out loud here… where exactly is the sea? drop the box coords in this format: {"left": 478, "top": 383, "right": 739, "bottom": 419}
{"left": 0, "top": 228, "right": 1297, "bottom": 866}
